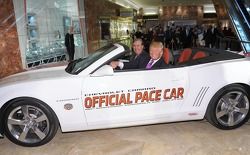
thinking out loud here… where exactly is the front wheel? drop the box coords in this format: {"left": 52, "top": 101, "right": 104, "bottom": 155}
{"left": 206, "top": 84, "right": 250, "bottom": 130}
{"left": 4, "top": 98, "right": 58, "bottom": 147}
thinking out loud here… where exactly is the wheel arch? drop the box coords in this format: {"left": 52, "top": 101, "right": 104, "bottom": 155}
{"left": 208, "top": 82, "right": 250, "bottom": 105}
{"left": 236, "top": 83, "right": 250, "bottom": 95}
{"left": 0, "top": 97, "right": 61, "bottom": 136}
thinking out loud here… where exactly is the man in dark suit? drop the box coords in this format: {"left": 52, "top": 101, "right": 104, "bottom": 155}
{"left": 204, "top": 25, "right": 219, "bottom": 48}
{"left": 211, "top": 26, "right": 219, "bottom": 48}
{"left": 144, "top": 41, "right": 167, "bottom": 69}
{"left": 65, "top": 26, "right": 75, "bottom": 62}
{"left": 165, "top": 26, "right": 172, "bottom": 48}
{"left": 110, "top": 39, "right": 150, "bottom": 70}
{"left": 181, "top": 26, "right": 193, "bottom": 48}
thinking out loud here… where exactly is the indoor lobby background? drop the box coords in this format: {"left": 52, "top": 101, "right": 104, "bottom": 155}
{"left": 0, "top": 0, "right": 238, "bottom": 78}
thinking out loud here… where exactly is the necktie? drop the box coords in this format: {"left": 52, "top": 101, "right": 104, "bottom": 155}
{"left": 146, "top": 59, "right": 154, "bottom": 69}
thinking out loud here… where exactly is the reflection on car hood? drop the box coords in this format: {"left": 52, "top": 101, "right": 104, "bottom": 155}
{"left": 0, "top": 66, "right": 70, "bottom": 86}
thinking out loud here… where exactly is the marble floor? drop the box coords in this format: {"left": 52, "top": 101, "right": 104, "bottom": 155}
{"left": 1, "top": 120, "right": 250, "bottom": 155}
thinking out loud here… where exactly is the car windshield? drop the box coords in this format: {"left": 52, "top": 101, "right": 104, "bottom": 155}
{"left": 66, "top": 44, "right": 117, "bottom": 74}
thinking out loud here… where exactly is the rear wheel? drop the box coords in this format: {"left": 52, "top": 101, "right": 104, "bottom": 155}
{"left": 4, "top": 98, "right": 58, "bottom": 147}
{"left": 206, "top": 84, "right": 250, "bottom": 130}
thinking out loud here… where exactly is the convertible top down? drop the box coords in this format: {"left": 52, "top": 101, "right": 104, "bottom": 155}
{"left": 1, "top": 43, "right": 250, "bottom": 146}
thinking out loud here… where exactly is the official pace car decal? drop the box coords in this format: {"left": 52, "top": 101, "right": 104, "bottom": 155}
{"left": 84, "top": 87, "right": 184, "bottom": 110}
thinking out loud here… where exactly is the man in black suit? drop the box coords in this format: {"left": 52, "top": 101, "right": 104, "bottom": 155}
{"left": 110, "top": 39, "right": 150, "bottom": 70}
{"left": 181, "top": 26, "right": 193, "bottom": 48}
{"left": 204, "top": 25, "right": 219, "bottom": 48}
{"left": 144, "top": 41, "right": 167, "bottom": 69}
{"left": 65, "top": 26, "right": 75, "bottom": 62}
{"left": 165, "top": 26, "right": 172, "bottom": 48}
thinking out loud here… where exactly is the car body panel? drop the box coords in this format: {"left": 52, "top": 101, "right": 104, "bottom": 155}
{"left": 183, "top": 58, "right": 250, "bottom": 118}
{"left": 82, "top": 67, "right": 189, "bottom": 129}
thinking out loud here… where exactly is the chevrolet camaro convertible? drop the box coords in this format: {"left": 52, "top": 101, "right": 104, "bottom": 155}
{"left": 1, "top": 43, "right": 250, "bottom": 147}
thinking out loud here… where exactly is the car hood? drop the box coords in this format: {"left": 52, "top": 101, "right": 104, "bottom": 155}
{"left": 0, "top": 66, "right": 71, "bottom": 87}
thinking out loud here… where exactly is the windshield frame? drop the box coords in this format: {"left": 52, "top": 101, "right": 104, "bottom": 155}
{"left": 65, "top": 44, "right": 118, "bottom": 75}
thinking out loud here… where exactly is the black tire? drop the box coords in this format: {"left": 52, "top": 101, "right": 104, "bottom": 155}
{"left": 206, "top": 84, "right": 250, "bottom": 130}
{"left": 4, "top": 98, "right": 58, "bottom": 147}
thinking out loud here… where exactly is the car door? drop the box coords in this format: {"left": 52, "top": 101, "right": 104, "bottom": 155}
{"left": 82, "top": 67, "right": 189, "bottom": 129}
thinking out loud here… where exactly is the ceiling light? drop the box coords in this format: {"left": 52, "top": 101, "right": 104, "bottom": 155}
{"left": 115, "top": 2, "right": 130, "bottom": 9}
{"left": 143, "top": 7, "right": 158, "bottom": 15}
{"left": 203, "top": 4, "right": 216, "bottom": 13}
{"left": 144, "top": 12, "right": 157, "bottom": 15}
{"left": 125, "top": 0, "right": 141, "bottom": 10}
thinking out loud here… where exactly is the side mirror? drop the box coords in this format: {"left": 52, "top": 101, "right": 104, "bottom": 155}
{"left": 91, "top": 65, "right": 114, "bottom": 77}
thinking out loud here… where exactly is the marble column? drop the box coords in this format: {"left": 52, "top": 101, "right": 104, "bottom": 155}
{"left": 0, "top": 0, "right": 23, "bottom": 78}
{"left": 84, "top": 0, "right": 121, "bottom": 52}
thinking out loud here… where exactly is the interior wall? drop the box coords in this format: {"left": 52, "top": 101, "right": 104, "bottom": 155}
{"left": 160, "top": 5, "right": 204, "bottom": 25}
{"left": 213, "top": 1, "right": 230, "bottom": 27}
{"left": 0, "top": 0, "right": 23, "bottom": 78}
{"left": 84, "top": 0, "right": 121, "bottom": 52}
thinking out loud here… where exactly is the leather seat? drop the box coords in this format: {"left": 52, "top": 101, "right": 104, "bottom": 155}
{"left": 178, "top": 48, "right": 192, "bottom": 63}
{"left": 163, "top": 48, "right": 170, "bottom": 64}
{"left": 192, "top": 51, "right": 207, "bottom": 60}
{"left": 163, "top": 48, "right": 174, "bottom": 64}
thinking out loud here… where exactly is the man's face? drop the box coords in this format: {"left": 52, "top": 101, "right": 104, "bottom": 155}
{"left": 150, "top": 47, "right": 163, "bottom": 60}
{"left": 133, "top": 41, "right": 144, "bottom": 55}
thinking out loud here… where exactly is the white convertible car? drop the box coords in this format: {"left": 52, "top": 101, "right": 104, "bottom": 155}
{"left": 1, "top": 43, "right": 250, "bottom": 147}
